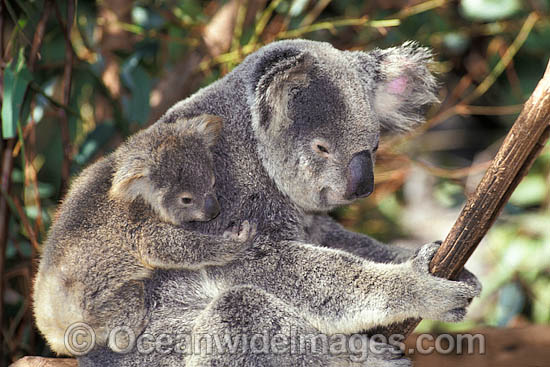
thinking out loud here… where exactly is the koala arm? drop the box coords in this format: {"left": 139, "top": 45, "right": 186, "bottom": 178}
{"left": 243, "top": 240, "right": 479, "bottom": 335}
{"left": 304, "top": 214, "right": 413, "bottom": 263}
{"left": 134, "top": 223, "right": 249, "bottom": 270}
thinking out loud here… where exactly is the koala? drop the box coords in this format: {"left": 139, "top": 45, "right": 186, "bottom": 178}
{"left": 33, "top": 114, "right": 254, "bottom": 355}
{"left": 71, "top": 40, "right": 481, "bottom": 367}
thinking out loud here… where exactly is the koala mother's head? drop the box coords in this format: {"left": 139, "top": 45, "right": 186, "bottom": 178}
{"left": 247, "top": 40, "right": 438, "bottom": 212}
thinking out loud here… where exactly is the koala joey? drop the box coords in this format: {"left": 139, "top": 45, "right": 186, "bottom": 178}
{"left": 33, "top": 114, "right": 255, "bottom": 355}
{"left": 110, "top": 115, "right": 223, "bottom": 225}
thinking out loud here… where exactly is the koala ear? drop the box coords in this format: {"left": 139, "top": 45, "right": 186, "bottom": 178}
{"left": 357, "top": 41, "right": 439, "bottom": 132}
{"left": 109, "top": 154, "right": 152, "bottom": 203}
{"left": 247, "top": 46, "right": 314, "bottom": 131}
{"left": 175, "top": 114, "right": 223, "bottom": 148}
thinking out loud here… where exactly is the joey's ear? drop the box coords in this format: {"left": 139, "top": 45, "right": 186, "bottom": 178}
{"left": 247, "top": 47, "right": 314, "bottom": 131}
{"left": 175, "top": 114, "right": 223, "bottom": 147}
{"left": 109, "top": 155, "right": 152, "bottom": 202}
{"left": 356, "top": 41, "right": 439, "bottom": 132}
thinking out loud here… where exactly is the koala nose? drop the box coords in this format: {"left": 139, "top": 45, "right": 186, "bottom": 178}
{"left": 344, "top": 150, "right": 374, "bottom": 200}
{"left": 203, "top": 194, "right": 220, "bottom": 220}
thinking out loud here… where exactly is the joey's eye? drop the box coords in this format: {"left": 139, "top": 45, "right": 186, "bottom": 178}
{"left": 373, "top": 142, "right": 379, "bottom": 153}
{"left": 180, "top": 196, "right": 193, "bottom": 205}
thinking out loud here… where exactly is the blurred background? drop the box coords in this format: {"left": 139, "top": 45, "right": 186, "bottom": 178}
{"left": 0, "top": 0, "right": 549, "bottom": 365}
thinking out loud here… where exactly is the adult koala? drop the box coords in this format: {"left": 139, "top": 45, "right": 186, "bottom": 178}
{"left": 79, "top": 40, "right": 480, "bottom": 366}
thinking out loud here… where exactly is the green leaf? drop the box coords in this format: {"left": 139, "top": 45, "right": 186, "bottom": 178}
{"left": 121, "top": 61, "right": 152, "bottom": 125}
{"left": 14, "top": 0, "right": 42, "bottom": 30}
{"left": 2, "top": 49, "right": 32, "bottom": 139}
{"left": 74, "top": 122, "right": 116, "bottom": 166}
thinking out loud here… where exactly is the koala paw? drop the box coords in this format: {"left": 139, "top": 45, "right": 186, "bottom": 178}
{"left": 409, "top": 242, "right": 481, "bottom": 323}
{"left": 457, "top": 267, "right": 483, "bottom": 295}
{"left": 223, "top": 220, "right": 257, "bottom": 243}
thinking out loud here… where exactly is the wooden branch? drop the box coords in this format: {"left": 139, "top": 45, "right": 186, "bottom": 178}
{"left": 28, "top": 0, "right": 52, "bottom": 71}
{"left": 379, "top": 59, "right": 550, "bottom": 339}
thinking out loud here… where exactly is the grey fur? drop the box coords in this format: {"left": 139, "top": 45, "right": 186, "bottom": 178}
{"left": 33, "top": 115, "right": 253, "bottom": 354}
{"left": 40, "top": 40, "right": 479, "bottom": 366}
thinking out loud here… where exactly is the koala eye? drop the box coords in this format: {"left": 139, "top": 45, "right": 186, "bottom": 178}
{"left": 373, "top": 142, "right": 379, "bottom": 153}
{"left": 312, "top": 140, "right": 331, "bottom": 158}
{"left": 180, "top": 195, "right": 194, "bottom": 205}
{"left": 317, "top": 144, "right": 329, "bottom": 154}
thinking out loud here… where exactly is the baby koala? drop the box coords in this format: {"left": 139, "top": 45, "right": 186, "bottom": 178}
{"left": 33, "top": 115, "right": 253, "bottom": 355}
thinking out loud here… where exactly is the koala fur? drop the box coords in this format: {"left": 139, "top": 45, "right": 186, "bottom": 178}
{"left": 56, "top": 40, "right": 479, "bottom": 366}
{"left": 33, "top": 115, "right": 254, "bottom": 355}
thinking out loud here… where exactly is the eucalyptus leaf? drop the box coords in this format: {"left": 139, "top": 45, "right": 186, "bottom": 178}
{"left": 74, "top": 122, "right": 116, "bottom": 166}
{"left": 1, "top": 50, "right": 32, "bottom": 139}
{"left": 121, "top": 65, "right": 152, "bottom": 125}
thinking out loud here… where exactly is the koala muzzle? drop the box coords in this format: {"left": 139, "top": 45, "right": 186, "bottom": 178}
{"left": 203, "top": 194, "right": 221, "bottom": 220}
{"left": 344, "top": 150, "right": 374, "bottom": 200}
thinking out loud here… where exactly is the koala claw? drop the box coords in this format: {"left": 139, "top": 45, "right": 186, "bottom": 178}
{"left": 411, "top": 241, "right": 441, "bottom": 272}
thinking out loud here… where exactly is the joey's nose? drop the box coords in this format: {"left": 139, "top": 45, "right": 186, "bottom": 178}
{"left": 203, "top": 194, "right": 220, "bottom": 220}
{"left": 344, "top": 150, "right": 374, "bottom": 200}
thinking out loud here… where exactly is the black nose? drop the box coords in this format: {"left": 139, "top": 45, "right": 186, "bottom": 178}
{"left": 203, "top": 194, "right": 220, "bottom": 220}
{"left": 344, "top": 150, "right": 374, "bottom": 200}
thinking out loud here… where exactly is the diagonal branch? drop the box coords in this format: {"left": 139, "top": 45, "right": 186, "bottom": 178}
{"left": 378, "top": 59, "right": 550, "bottom": 339}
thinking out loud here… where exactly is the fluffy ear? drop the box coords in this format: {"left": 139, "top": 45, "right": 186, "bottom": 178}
{"left": 174, "top": 114, "right": 223, "bottom": 148}
{"left": 109, "top": 154, "right": 152, "bottom": 202}
{"left": 357, "top": 41, "right": 439, "bottom": 132}
{"left": 247, "top": 46, "right": 314, "bottom": 131}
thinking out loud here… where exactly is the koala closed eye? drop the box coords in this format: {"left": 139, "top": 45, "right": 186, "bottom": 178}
{"left": 317, "top": 145, "right": 329, "bottom": 154}
{"left": 312, "top": 139, "right": 331, "bottom": 158}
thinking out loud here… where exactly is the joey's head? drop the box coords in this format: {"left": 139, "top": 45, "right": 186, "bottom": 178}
{"left": 110, "top": 114, "right": 223, "bottom": 225}
{"left": 246, "top": 40, "right": 438, "bottom": 212}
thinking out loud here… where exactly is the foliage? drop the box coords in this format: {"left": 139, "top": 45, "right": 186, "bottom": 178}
{"left": 0, "top": 0, "right": 549, "bottom": 363}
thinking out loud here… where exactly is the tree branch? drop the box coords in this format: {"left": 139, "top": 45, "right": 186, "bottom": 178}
{"left": 378, "top": 59, "right": 550, "bottom": 339}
